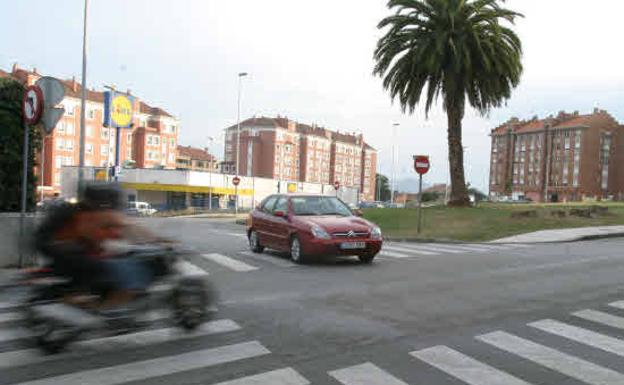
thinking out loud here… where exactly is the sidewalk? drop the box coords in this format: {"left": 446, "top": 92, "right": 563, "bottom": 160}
{"left": 491, "top": 225, "right": 624, "bottom": 244}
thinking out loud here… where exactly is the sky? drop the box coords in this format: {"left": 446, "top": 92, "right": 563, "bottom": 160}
{"left": 2, "top": 0, "right": 624, "bottom": 192}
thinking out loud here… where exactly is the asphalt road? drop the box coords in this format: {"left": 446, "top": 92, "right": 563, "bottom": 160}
{"left": 3, "top": 216, "right": 624, "bottom": 384}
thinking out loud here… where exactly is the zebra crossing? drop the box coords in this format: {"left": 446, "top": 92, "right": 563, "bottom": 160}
{"left": 328, "top": 298, "right": 624, "bottom": 385}
{"left": 380, "top": 241, "right": 530, "bottom": 259}
{"left": 0, "top": 303, "right": 307, "bottom": 385}
{"left": 4, "top": 297, "right": 624, "bottom": 384}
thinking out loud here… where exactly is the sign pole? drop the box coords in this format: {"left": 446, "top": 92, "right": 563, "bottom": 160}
{"left": 40, "top": 137, "right": 45, "bottom": 202}
{"left": 19, "top": 122, "right": 30, "bottom": 267}
{"left": 417, "top": 173, "right": 423, "bottom": 234}
{"left": 114, "top": 126, "right": 121, "bottom": 182}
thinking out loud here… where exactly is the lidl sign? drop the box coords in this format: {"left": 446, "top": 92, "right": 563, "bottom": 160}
{"left": 104, "top": 91, "right": 135, "bottom": 128}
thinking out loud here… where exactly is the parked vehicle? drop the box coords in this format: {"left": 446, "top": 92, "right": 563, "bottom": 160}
{"left": 126, "top": 201, "right": 158, "bottom": 216}
{"left": 246, "top": 194, "right": 383, "bottom": 264}
{"left": 16, "top": 244, "right": 216, "bottom": 354}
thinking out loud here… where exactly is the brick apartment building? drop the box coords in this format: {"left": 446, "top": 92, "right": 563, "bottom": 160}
{"left": 4, "top": 65, "right": 179, "bottom": 195}
{"left": 176, "top": 145, "right": 218, "bottom": 172}
{"left": 224, "top": 116, "right": 378, "bottom": 201}
{"left": 489, "top": 109, "right": 624, "bottom": 202}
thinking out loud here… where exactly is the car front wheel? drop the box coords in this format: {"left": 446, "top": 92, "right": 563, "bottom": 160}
{"left": 248, "top": 230, "right": 264, "bottom": 253}
{"left": 290, "top": 236, "right": 307, "bottom": 264}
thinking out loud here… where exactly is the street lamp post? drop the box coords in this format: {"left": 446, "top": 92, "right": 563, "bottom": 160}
{"left": 376, "top": 150, "right": 382, "bottom": 201}
{"left": 207, "top": 136, "right": 215, "bottom": 210}
{"left": 235, "top": 72, "right": 248, "bottom": 215}
{"left": 78, "top": 0, "right": 89, "bottom": 191}
{"left": 390, "top": 123, "right": 400, "bottom": 204}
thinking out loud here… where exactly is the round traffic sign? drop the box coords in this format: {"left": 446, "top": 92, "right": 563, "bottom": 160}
{"left": 22, "top": 85, "right": 44, "bottom": 125}
{"left": 413, "top": 155, "right": 430, "bottom": 175}
{"left": 232, "top": 176, "right": 241, "bottom": 186}
{"left": 333, "top": 181, "right": 340, "bottom": 190}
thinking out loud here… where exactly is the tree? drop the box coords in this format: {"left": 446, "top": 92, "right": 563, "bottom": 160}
{"left": 0, "top": 77, "right": 41, "bottom": 212}
{"left": 374, "top": 0, "right": 523, "bottom": 206}
{"left": 421, "top": 191, "right": 441, "bottom": 202}
{"left": 375, "top": 173, "right": 391, "bottom": 201}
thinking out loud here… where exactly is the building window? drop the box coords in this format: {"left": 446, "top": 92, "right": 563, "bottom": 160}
{"left": 170, "top": 138, "right": 175, "bottom": 147}
{"left": 56, "top": 139, "right": 64, "bottom": 150}
{"left": 86, "top": 143, "right": 93, "bottom": 154}
{"left": 154, "top": 136, "right": 160, "bottom": 145}
{"left": 147, "top": 136, "right": 153, "bottom": 145}
{"left": 65, "top": 139, "right": 74, "bottom": 151}
{"left": 127, "top": 148, "right": 132, "bottom": 158}
{"left": 55, "top": 156, "right": 62, "bottom": 168}
{"left": 101, "top": 144, "right": 108, "bottom": 155}
{"left": 101, "top": 128, "right": 109, "bottom": 140}
{"left": 65, "top": 105, "right": 74, "bottom": 116}
{"left": 66, "top": 122, "right": 75, "bottom": 135}
{"left": 88, "top": 108, "right": 95, "bottom": 120}
{"left": 86, "top": 125, "right": 93, "bottom": 137}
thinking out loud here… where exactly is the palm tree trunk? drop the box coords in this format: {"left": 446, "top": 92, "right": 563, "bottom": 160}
{"left": 446, "top": 104, "right": 470, "bottom": 207}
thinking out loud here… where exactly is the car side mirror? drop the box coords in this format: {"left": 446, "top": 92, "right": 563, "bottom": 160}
{"left": 352, "top": 208, "right": 363, "bottom": 217}
{"left": 274, "top": 210, "right": 286, "bottom": 218}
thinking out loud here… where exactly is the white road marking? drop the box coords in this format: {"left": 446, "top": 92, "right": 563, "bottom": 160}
{"left": 201, "top": 253, "right": 258, "bottom": 272}
{"left": 329, "top": 362, "right": 409, "bottom": 385}
{"left": 0, "top": 319, "right": 241, "bottom": 369}
{"left": 382, "top": 245, "right": 439, "bottom": 256}
{"left": 573, "top": 309, "right": 624, "bottom": 330}
{"left": 478, "top": 331, "right": 624, "bottom": 385}
{"left": 214, "top": 367, "right": 310, "bottom": 385}
{"left": 238, "top": 251, "right": 295, "bottom": 268}
{"left": 227, "top": 232, "right": 248, "bottom": 238}
{"left": 0, "top": 327, "right": 30, "bottom": 343}
{"left": 379, "top": 251, "right": 411, "bottom": 259}
{"left": 412, "top": 345, "right": 531, "bottom": 385}
{"left": 177, "top": 260, "right": 209, "bottom": 276}
{"left": 608, "top": 300, "right": 624, "bottom": 310}
{"left": 13, "top": 341, "right": 270, "bottom": 385}
{"left": 0, "top": 311, "right": 22, "bottom": 323}
{"left": 530, "top": 319, "right": 624, "bottom": 357}
{"left": 385, "top": 243, "right": 462, "bottom": 254}
{"left": 0, "top": 301, "right": 20, "bottom": 311}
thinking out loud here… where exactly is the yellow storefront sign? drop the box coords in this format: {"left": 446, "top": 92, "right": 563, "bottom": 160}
{"left": 111, "top": 95, "right": 133, "bottom": 127}
{"left": 120, "top": 182, "right": 253, "bottom": 196}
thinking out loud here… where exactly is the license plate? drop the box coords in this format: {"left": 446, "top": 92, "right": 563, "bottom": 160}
{"left": 340, "top": 242, "right": 366, "bottom": 250}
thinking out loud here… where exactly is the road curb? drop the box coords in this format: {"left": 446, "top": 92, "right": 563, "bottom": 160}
{"left": 385, "top": 231, "right": 624, "bottom": 245}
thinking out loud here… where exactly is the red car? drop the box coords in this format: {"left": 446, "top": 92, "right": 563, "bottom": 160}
{"left": 246, "top": 194, "right": 383, "bottom": 264}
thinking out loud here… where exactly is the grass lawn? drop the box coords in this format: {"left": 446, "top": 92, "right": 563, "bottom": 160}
{"left": 363, "top": 203, "right": 624, "bottom": 242}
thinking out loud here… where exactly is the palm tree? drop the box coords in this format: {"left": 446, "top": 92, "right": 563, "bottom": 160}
{"left": 374, "top": 0, "right": 523, "bottom": 206}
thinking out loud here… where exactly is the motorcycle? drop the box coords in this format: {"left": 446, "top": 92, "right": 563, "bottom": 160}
{"left": 16, "top": 244, "right": 217, "bottom": 354}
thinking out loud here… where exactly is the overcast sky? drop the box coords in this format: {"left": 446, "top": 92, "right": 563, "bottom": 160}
{"left": 3, "top": 0, "right": 624, "bottom": 191}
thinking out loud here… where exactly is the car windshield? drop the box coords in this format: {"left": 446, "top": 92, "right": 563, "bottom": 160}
{"left": 291, "top": 196, "right": 353, "bottom": 217}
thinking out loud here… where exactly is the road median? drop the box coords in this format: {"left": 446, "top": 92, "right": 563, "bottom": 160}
{"left": 365, "top": 203, "right": 624, "bottom": 243}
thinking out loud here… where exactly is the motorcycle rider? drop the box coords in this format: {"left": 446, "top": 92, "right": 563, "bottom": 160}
{"left": 35, "top": 183, "right": 159, "bottom": 312}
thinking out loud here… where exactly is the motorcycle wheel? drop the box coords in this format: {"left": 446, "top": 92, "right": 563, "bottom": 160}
{"left": 32, "top": 317, "right": 76, "bottom": 354}
{"left": 172, "top": 278, "right": 209, "bottom": 331}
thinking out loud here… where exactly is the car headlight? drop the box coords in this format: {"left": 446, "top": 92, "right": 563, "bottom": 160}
{"left": 371, "top": 226, "right": 382, "bottom": 240}
{"left": 311, "top": 225, "right": 331, "bottom": 240}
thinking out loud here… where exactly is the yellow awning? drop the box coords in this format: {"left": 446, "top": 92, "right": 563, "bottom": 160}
{"left": 120, "top": 182, "right": 253, "bottom": 196}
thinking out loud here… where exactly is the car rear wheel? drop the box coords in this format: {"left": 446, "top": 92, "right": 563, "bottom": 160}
{"left": 290, "top": 236, "right": 307, "bottom": 264}
{"left": 358, "top": 253, "right": 376, "bottom": 264}
{"left": 248, "top": 230, "right": 264, "bottom": 253}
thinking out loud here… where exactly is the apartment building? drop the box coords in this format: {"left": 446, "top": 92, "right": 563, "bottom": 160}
{"left": 176, "top": 145, "right": 218, "bottom": 172}
{"left": 489, "top": 109, "right": 624, "bottom": 202}
{"left": 224, "top": 116, "right": 377, "bottom": 201}
{"left": 7, "top": 65, "right": 179, "bottom": 195}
